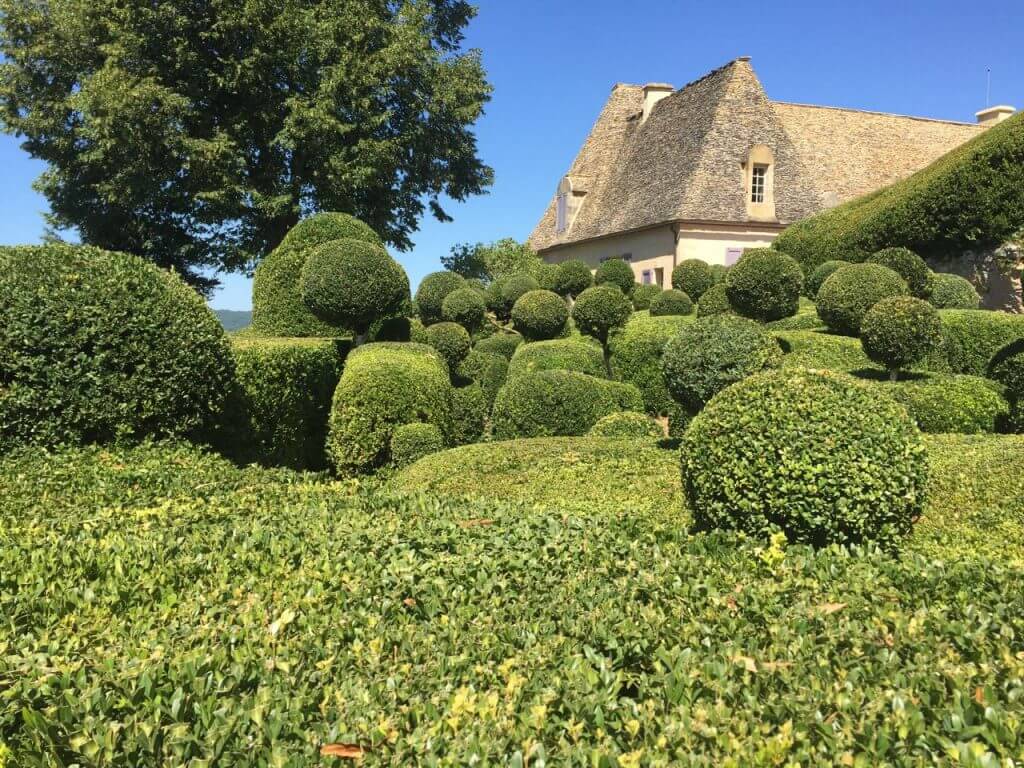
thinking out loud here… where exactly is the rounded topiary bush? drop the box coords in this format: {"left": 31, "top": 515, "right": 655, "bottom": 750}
{"left": 252, "top": 212, "right": 382, "bottom": 336}
{"left": 930, "top": 273, "right": 981, "bottom": 309}
{"left": 511, "top": 289, "right": 569, "bottom": 341}
{"left": 696, "top": 283, "right": 734, "bottom": 317}
{"left": 507, "top": 339, "right": 605, "bottom": 379}
{"left": 554, "top": 259, "right": 594, "bottom": 298}
{"left": 868, "top": 247, "right": 934, "bottom": 299}
{"left": 416, "top": 271, "right": 466, "bottom": 325}
{"left": 989, "top": 339, "right": 1024, "bottom": 402}
{"left": 456, "top": 350, "right": 509, "bottom": 407}
{"left": 816, "top": 263, "right": 908, "bottom": 335}
{"left": 390, "top": 422, "right": 445, "bottom": 468}
{"left": 474, "top": 331, "right": 524, "bottom": 360}
{"left": 683, "top": 368, "right": 927, "bottom": 550}
{"left": 609, "top": 314, "right": 692, "bottom": 416}
{"left": 632, "top": 284, "right": 662, "bottom": 310}
{"left": 649, "top": 289, "right": 693, "bottom": 317}
{"left": 441, "top": 287, "right": 487, "bottom": 331}
{"left": 492, "top": 370, "right": 643, "bottom": 438}
{"left": 807, "top": 260, "right": 850, "bottom": 298}
{"left": 0, "top": 244, "right": 235, "bottom": 451}
{"left": 887, "top": 374, "right": 1009, "bottom": 434}
{"left": 940, "top": 310, "right": 1024, "bottom": 375}
{"left": 487, "top": 272, "right": 540, "bottom": 321}
{"left": 860, "top": 297, "right": 942, "bottom": 379}
{"left": 588, "top": 411, "right": 663, "bottom": 439}
{"left": 572, "top": 285, "right": 634, "bottom": 374}
{"left": 662, "top": 314, "right": 782, "bottom": 413}
{"left": 535, "top": 262, "right": 561, "bottom": 293}
{"left": 594, "top": 258, "right": 635, "bottom": 294}
{"left": 725, "top": 248, "right": 803, "bottom": 322}
{"left": 424, "top": 321, "right": 472, "bottom": 369}
{"left": 709, "top": 264, "right": 730, "bottom": 285}
{"left": 672, "top": 259, "right": 714, "bottom": 301}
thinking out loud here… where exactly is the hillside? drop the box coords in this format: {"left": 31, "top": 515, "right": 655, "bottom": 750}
{"left": 214, "top": 309, "right": 252, "bottom": 332}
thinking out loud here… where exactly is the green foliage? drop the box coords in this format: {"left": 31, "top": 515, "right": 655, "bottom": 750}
{"left": 867, "top": 247, "right": 935, "bottom": 299}
{"left": 776, "top": 330, "right": 874, "bottom": 371}
{"left": 587, "top": 411, "right": 663, "bottom": 439}
{"left": 709, "top": 263, "right": 730, "bottom": 284}
{"left": 860, "top": 297, "right": 942, "bottom": 377}
{"left": 989, "top": 339, "right": 1024, "bottom": 401}
{"left": 326, "top": 343, "right": 452, "bottom": 475}
{"left": 816, "top": 263, "right": 908, "bottom": 335}
{"left": 662, "top": 315, "right": 782, "bottom": 413}
{"left": 473, "top": 331, "right": 524, "bottom": 360}
{"left": 725, "top": 248, "right": 803, "bottom": 322}
{"left": 0, "top": 244, "right": 234, "bottom": 451}
{"left": 672, "top": 259, "right": 715, "bottom": 300}
{"left": 508, "top": 339, "right": 605, "bottom": 379}
{"left": 441, "top": 287, "right": 487, "bottom": 331}
{"left": 609, "top": 314, "right": 693, "bottom": 416}
{"left": 553, "top": 259, "right": 594, "bottom": 298}
{"left": 416, "top": 271, "right": 466, "bottom": 325}
{"left": 695, "top": 282, "right": 734, "bottom": 317}
{"left": 930, "top": 273, "right": 982, "bottom": 309}
{"left": 883, "top": 374, "right": 1010, "bottom": 434}
{"left": 764, "top": 297, "right": 826, "bottom": 331}
{"left": 510, "top": 289, "right": 570, "bottom": 341}
{"left": 631, "top": 283, "right": 662, "bottom": 310}
{"left": 571, "top": 285, "right": 633, "bottom": 376}
{"left": 534, "top": 262, "right": 561, "bottom": 292}
{"left": 492, "top": 370, "right": 643, "bottom": 438}
{"left": 648, "top": 288, "right": 693, "bottom": 316}
{"left": 424, "top": 322, "right": 472, "bottom": 370}
{"left": 594, "top": 258, "right": 635, "bottom": 294}
{"left": 684, "top": 368, "right": 927, "bottom": 550}
{"left": 251, "top": 213, "right": 382, "bottom": 337}
{"left": 940, "top": 309, "right": 1024, "bottom": 375}
{"left": 773, "top": 112, "right": 1024, "bottom": 275}
{"left": 455, "top": 350, "right": 508, "bottom": 407}
{"left": 0, "top": 3, "right": 492, "bottom": 292}
{"left": 806, "top": 259, "right": 850, "bottom": 298}
{"left": 390, "top": 422, "right": 445, "bottom": 468}
{"left": 486, "top": 272, "right": 540, "bottom": 321}
{"left": 450, "top": 384, "right": 488, "bottom": 446}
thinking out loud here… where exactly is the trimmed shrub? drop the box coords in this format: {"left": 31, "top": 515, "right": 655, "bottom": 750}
{"left": 511, "top": 289, "right": 569, "bottom": 341}
{"left": 610, "top": 313, "right": 692, "bottom": 416}
{"left": 416, "top": 271, "right": 466, "bottom": 325}
{"left": 535, "top": 262, "right": 561, "bottom": 292}
{"left": 588, "top": 411, "right": 663, "bottom": 439}
{"left": 867, "top": 247, "right": 935, "bottom": 299}
{"left": 725, "top": 248, "right": 803, "bottom": 322}
{"left": 683, "top": 368, "right": 927, "bottom": 550}
{"left": 474, "top": 331, "right": 524, "bottom": 360}
{"left": 940, "top": 309, "right": 1024, "bottom": 375}
{"left": 492, "top": 370, "right": 643, "bottom": 438}
{"left": 327, "top": 343, "right": 452, "bottom": 474}
{"left": 390, "top": 422, "right": 446, "bottom": 468}
{"left": 885, "top": 375, "right": 1010, "bottom": 434}
{"left": 456, "top": 350, "right": 509, "bottom": 407}
{"left": 553, "top": 259, "right": 594, "bottom": 298}
{"left": 807, "top": 259, "right": 850, "bottom": 298}
{"left": 672, "top": 259, "right": 715, "bottom": 300}
{"left": 0, "top": 244, "right": 235, "bottom": 451}
{"left": 442, "top": 287, "right": 487, "bottom": 331}
{"left": 450, "top": 384, "right": 488, "bottom": 446}
{"left": 776, "top": 330, "right": 874, "bottom": 371}
{"left": 649, "top": 288, "right": 693, "bottom": 316}
{"left": 299, "top": 239, "right": 409, "bottom": 337}
{"left": 594, "top": 258, "right": 635, "bottom": 294}
{"left": 632, "top": 283, "right": 663, "bottom": 310}
{"left": 709, "top": 263, "right": 730, "bottom": 284}
{"left": 571, "top": 285, "right": 634, "bottom": 375}
{"left": 860, "top": 297, "right": 942, "bottom": 379}
{"left": 508, "top": 339, "right": 605, "bottom": 379}
{"left": 368, "top": 314, "right": 412, "bottom": 343}
{"left": 662, "top": 314, "right": 782, "bottom": 413}
{"left": 930, "top": 273, "right": 981, "bottom": 309}
{"left": 424, "top": 322, "right": 472, "bottom": 370}
{"left": 989, "top": 339, "right": 1024, "bottom": 401}
{"left": 696, "top": 282, "right": 734, "bottom": 317}
{"left": 486, "top": 272, "right": 540, "bottom": 321}
{"left": 252, "top": 212, "right": 382, "bottom": 336}
{"left": 816, "top": 263, "right": 907, "bottom": 335}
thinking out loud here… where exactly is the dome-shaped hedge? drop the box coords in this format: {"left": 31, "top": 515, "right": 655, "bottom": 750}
{"left": 594, "top": 258, "right": 635, "bottom": 294}
{"left": 572, "top": 286, "right": 634, "bottom": 344}
{"left": 632, "top": 284, "right": 662, "bottom": 310}
{"left": 390, "top": 422, "right": 445, "bottom": 468}
{"left": 424, "top": 321, "right": 472, "bottom": 369}
{"left": 696, "top": 282, "right": 734, "bottom": 317}
{"left": 609, "top": 314, "right": 692, "bottom": 416}
{"left": 456, "top": 350, "right": 509, "bottom": 407}
{"left": 554, "top": 259, "right": 594, "bottom": 298}
{"left": 989, "top": 339, "right": 1024, "bottom": 402}
{"left": 860, "top": 297, "right": 942, "bottom": 378}
{"left": 806, "top": 260, "right": 850, "bottom": 298}
{"left": 929, "top": 273, "right": 981, "bottom": 309}
{"left": 0, "top": 244, "right": 235, "bottom": 450}
{"left": 868, "top": 247, "right": 934, "bottom": 299}
{"left": 416, "top": 271, "right": 466, "bottom": 325}
{"left": 725, "top": 248, "right": 803, "bottom": 322}
{"left": 682, "top": 368, "right": 927, "bottom": 551}
{"left": 816, "top": 263, "right": 908, "bottom": 336}
{"left": 534, "top": 262, "right": 561, "bottom": 292}
{"left": 487, "top": 272, "right": 540, "bottom": 320}
{"left": 508, "top": 339, "right": 606, "bottom": 379}
{"left": 441, "top": 287, "right": 487, "bottom": 331}
{"left": 474, "top": 331, "right": 524, "bottom": 360}
{"left": 511, "top": 289, "right": 569, "bottom": 341}
{"left": 588, "top": 411, "right": 664, "bottom": 439}
{"left": 252, "top": 212, "right": 382, "bottom": 336}
{"left": 672, "top": 259, "right": 714, "bottom": 301}
{"left": 649, "top": 289, "right": 693, "bottom": 317}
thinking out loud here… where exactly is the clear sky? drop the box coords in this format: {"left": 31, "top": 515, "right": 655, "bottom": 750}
{"left": 1, "top": 0, "right": 1021, "bottom": 309}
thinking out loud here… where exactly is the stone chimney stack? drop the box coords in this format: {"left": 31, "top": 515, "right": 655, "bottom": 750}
{"left": 641, "top": 83, "right": 674, "bottom": 124}
{"left": 976, "top": 105, "right": 1016, "bottom": 127}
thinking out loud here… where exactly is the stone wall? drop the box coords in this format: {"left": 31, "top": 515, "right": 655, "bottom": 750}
{"left": 929, "top": 241, "right": 1023, "bottom": 313}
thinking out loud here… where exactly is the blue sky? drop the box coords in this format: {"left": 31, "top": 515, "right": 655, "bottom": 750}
{"left": 1, "top": 0, "right": 1021, "bottom": 309}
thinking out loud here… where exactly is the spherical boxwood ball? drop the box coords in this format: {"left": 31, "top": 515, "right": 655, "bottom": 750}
{"left": 816, "top": 263, "right": 908, "bottom": 336}
{"left": 487, "top": 272, "right": 540, "bottom": 320}
{"left": 860, "top": 296, "right": 942, "bottom": 377}
{"left": 390, "top": 422, "right": 445, "bottom": 468}
{"left": 989, "top": 339, "right": 1024, "bottom": 401}
{"left": 572, "top": 285, "right": 634, "bottom": 345}
{"left": 0, "top": 244, "right": 235, "bottom": 450}
{"left": 868, "top": 247, "right": 935, "bottom": 299}
{"left": 649, "top": 288, "right": 693, "bottom": 317}
{"left": 632, "top": 283, "right": 663, "bottom": 310}
{"left": 696, "top": 282, "right": 734, "bottom": 317}
{"left": 474, "top": 331, "right": 524, "bottom": 360}
{"left": 929, "top": 273, "right": 981, "bottom": 309}
{"left": 535, "top": 262, "right": 561, "bottom": 292}
{"left": 672, "top": 259, "right": 714, "bottom": 301}
{"left": 441, "top": 287, "right": 487, "bottom": 331}
{"left": 588, "top": 411, "right": 664, "bottom": 439}
{"left": 661, "top": 314, "right": 782, "bottom": 413}
{"left": 683, "top": 368, "right": 927, "bottom": 550}
{"left": 424, "top": 321, "right": 472, "bottom": 369}
{"left": 416, "top": 270, "right": 466, "bottom": 325}
{"left": 594, "top": 258, "right": 635, "bottom": 294}
{"left": 554, "top": 259, "right": 594, "bottom": 298}
{"left": 807, "top": 260, "right": 850, "bottom": 298}
{"left": 299, "top": 238, "right": 409, "bottom": 334}
{"left": 511, "top": 289, "right": 570, "bottom": 341}
{"left": 725, "top": 248, "right": 803, "bottom": 322}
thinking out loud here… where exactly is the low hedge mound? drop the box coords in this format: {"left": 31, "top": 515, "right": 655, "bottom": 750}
{"left": 867, "top": 247, "right": 935, "bottom": 299}
{"left": 593, "top": 258, "right": 635, "bottom": 294}
{"left": 775, "top": 330, "right": 874, "bottom": 371}
{"left": 648, "top": 288, "right": 693, "bottom": 316}
{"left": 940, "top": 309, "right": 1024, "bottom": 375}
{"left": 929, "top": 273, "right": 981, "bottom": 309}
{"left": 816, "top": 262, "right": 908, "bottom": 335}
{"left": 884, "top": 374, "right": 1010, "bottom": 434}
{"left": 695, "top": 282, "right": 733, "bottom": 317}
{"left": 587, "top": 411, "right": 663, "bottom": 439}
{"left": 511, "top": 289, "right": 569, "bottom": 341}
{"left": 508, "top": 339, "right": 605, "bottom": 379}
{"left": 725, "top": 248, "right": 803, "bottom": 321}
{"left": 672, "top": 258, "right": 714, "bottom": 300}
{"left": 474, "top": 331, "right": 523, "bottom": 360}
{"left": 631, "top": 283, "right": 662, "bottom": 310}
{"left": 415, "top": 271, "right": 466, "bottom": 325}
{"left": 610, "top": 314, "right": 693, "bottom": 416}
{"left": 390, "top": 422, "right": 445, "bottom": 468}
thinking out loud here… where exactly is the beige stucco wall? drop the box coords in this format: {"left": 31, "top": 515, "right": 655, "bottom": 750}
{"left": 676, "top": 224, "right": 781, "bottom": 265}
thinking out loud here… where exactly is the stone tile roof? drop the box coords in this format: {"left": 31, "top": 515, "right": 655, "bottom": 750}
{"left": 529, "top": 59, "right": 985, "bottom": 253}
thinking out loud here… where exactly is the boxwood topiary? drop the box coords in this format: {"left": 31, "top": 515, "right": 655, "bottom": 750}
{"left": 860, "top": 297, "right": 942, "bottom": 380}
{"left": 534, "top": 262, "right": 561, "bottom": 292}
{"left": 930, "top": 273, "right": 981, "bottom": 309}
{"left": 725, "top": 248, "right": 803, "bottom": 322}
{"left": 486, "top": 272, "right": 540, "bottom": 321}
{"left": 511, "top": 289, "right": 570, "bottom": 341}
{"left": 508, "top": 339, "right": 606, "bottom": 379}
{"left": 456, "top": 350, "right": 509, "bottom": 407}
{"left": 474, "top": 331, "right": 524, "bottom": 360}
{"left": 251, "top": 212, "right": 382, "bottom": 337}
{"left": 940, "top": 309, "right": 1024, "bottom": 375}
{"left": 867, "top": 247, "right": 935, "bottom": 299}
{"left": 424, "top": 322, "right": 472, "bottom": 370}
{"left": 442, "top": 287, "right": 487, "bottom": 331}
{"left": 492, "top": 370, "right": 643, "bottom": 438}
{"left": 709, "top": 263, "right": 730, "bottom": 284}
{"left": 609, "top": 314, "right": 692, "bottom": 416}
{"left": 594, "top": 258, "right": 635, "bottom": 294}
{"left": 632, "top": 283, "right": 662, "bottom": 310}
{"left": 649, "top": 289, "right": 693, "bottom": 316}
{"left": 571, "top": 285, "right": 634, "bottom": 375}
{"left": 683, "top": 367, "right": 927, "bottom": 550}
{"left": 816, "top": 263, "right": 908, "bottom": 335}
{"left": 416, "top": 271, "right": 466, "bottom": 325}
{"left": 0, "top": 244, "right": 235, "bottom": 451}
{"left": 806, "top": 260, "right": 850, "bottom": 298}
{"left": 672, "top": 259, "right": 715, "bottom": 301}
{"left": 554, "top": 259, "right": 594, "bottom": 298}
{"left": 390, "top": 422, "right": 446, "bottom": 468}
{"left": 450, "top": 384, "right": 488, "bottom": 446}
{"left": 662, "top": 314, "right": 782, "bottom": 413}
{"left": 327, "top": 343, "right": 452, "bottom": 475}
{"left": 587, "top": 411, "right": 663, "bottom": 439}
{"left": 989, "top": 339, "right": 1024, "bottom": 401}
{"left": 696, "top": 282, "right": 734, "bottom": 317}
{"left": 885, "top": 374, "right": 1010, "bottom": 434}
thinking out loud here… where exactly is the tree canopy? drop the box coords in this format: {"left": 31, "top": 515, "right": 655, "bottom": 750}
{"left": 442, "top": 238, "right": 541, "bottom": 283}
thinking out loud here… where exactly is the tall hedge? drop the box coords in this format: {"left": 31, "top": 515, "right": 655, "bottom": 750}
{"left": 940, "top": 310, "right": 1024, "bottom": 375}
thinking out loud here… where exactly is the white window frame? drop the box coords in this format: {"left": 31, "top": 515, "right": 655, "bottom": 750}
{"left": 751, "top": 164, "right": 768, "bottom": 204}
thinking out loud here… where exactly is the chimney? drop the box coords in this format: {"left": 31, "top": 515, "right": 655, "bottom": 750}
{"left": 976, "top": 105, "right": 1015, "bottom": 127}
{"left": 641, "top": 83, "right": 674, "bottom": 123}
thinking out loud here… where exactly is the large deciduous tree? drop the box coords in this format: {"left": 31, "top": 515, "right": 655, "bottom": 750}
{"left": 0, "top": 0, "right": 493, "bottom": 293}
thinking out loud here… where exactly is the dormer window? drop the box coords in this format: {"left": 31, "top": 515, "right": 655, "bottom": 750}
{"left": 555, "top": 176, "right": 585, "bottom": 234}
{"left": 751, "top": 164, "right": 768, "bottom": 204}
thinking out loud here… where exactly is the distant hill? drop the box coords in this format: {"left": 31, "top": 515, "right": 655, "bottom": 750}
{"left": 214, "top": 310, "right": 252, "bottom": 332}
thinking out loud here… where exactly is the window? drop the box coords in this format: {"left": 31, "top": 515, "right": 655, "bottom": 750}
{"left": 642, "top": 270, "right": 653, "bottom": 285}
{"left": 556, "top": 193, "right": 568, "bottom": 233}
{"left": 751, "top": 164, "right": 768, "bottom": 204}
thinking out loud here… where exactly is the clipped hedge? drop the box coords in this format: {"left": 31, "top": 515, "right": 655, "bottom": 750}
{"left": 631, "top": 283, "right": 662, "bottom": 310}
{"left": 553, "top": 259, "right": 594, "bottom": 298}
{"left": 424, "top": 322, "right": 472, "bottom": 370}
{"left": 696, "top": 282, "right": 733, "bottom": 317}
{"left": 725, "top": 248, "right": 803, "bottom": 322}
{"left": 588, "top": 411, "right": 663, "bottom": 439}
{"left": 884, "top": 374, "right": 1010, "bottom": 434}
{"left": 648, "top": 288, "right": 693, "bottom": 316}
{"left": 416, "top": 271, "right": 466, "bottom": 325}
{"left": 776, "top": 330, "right": 874, "bottom": 371}
{"left": 672, "top": 258, "right": 714, "bottom": 300}
{"left": 867, "top": 247, "right": 935, "bottom": 299}
{"left": 930, "top": 273, "right": 981, "bottom": 309}
{"left": 511, "top": 289, "right": 569, "bottom": 341}
{"left": 455, "top": 350, "right": 509, "bottom": 407}
{"left": 474, "top": 331, "right": 524, "bottom": 360}
{"left": 860, "top": 296, "right": 942, "bottom": 377}
{"left": 492, "top": 370, "right": 643, "bottom": 438}
{"left": 609, "top": 313, "right": 692, "bottom": 416}
{"left": 593, "top": 258, "right": 635, "bottom": 294}
{"left": 816, "top": 262, "right": 908, "bottom": 335}
{"left": 390, "top": 422, "right": 445, "bottom": 468}
{"left": 0, "top": 244, "right": 235, "bottom": 451}
{"left": 441, "top": 287, "right": 487, "bottom": 331}
{"left": 806, "top": 259, "right": 850, "bottom": 298}
{"left": 989, "top": 339, "right": 1024, "bottom": 401}
{"left": 450, "top": 384, "right": 489, "bottom": 446}
{"left": 508, "top": 339, "right": 605, "bottom": 379}
{"left": 940, "top": 309, "right": 1024, "bottom": 375}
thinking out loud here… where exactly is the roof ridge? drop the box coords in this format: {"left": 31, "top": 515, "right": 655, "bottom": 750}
{"left": 772, "top": 100, "right": 981, "bottom": 128}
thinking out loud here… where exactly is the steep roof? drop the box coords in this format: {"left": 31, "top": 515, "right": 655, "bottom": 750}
{"left": 529, "top": 59, "right": 985, "bottom": 253}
